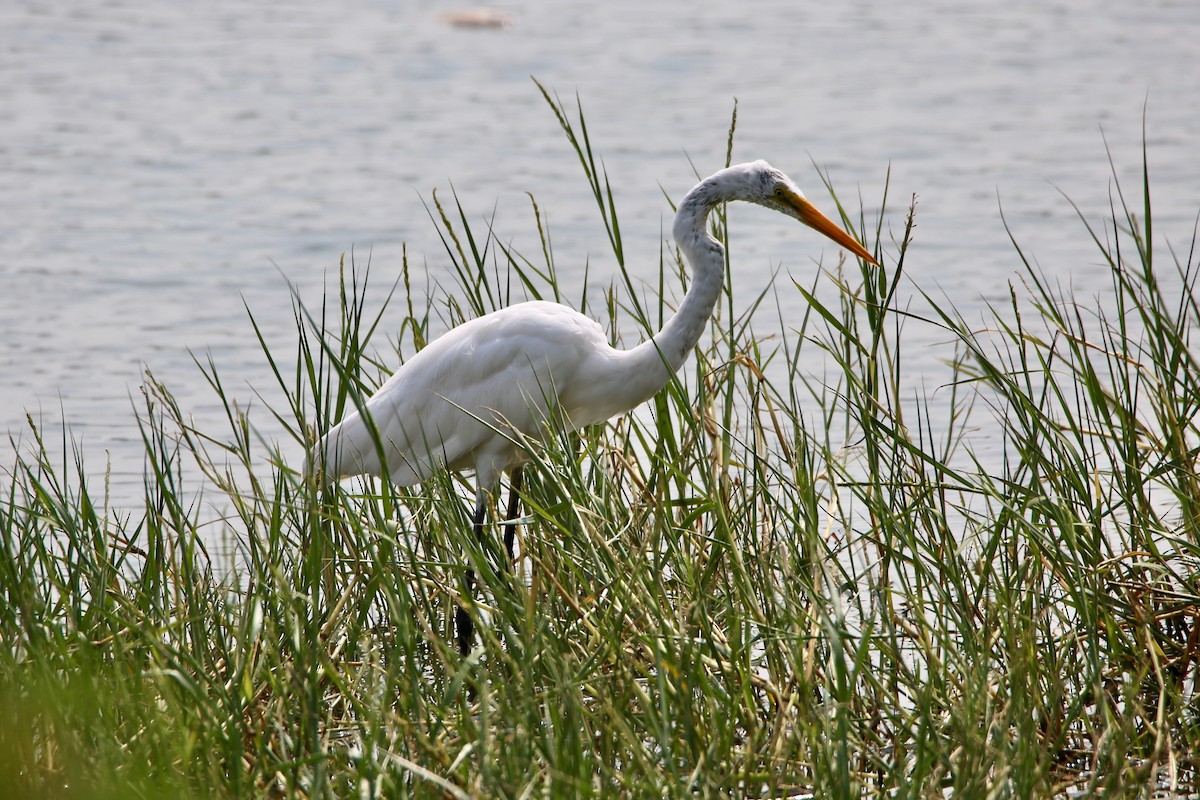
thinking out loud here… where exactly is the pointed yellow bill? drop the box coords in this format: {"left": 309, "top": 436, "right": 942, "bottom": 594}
{"left": 785, "top": 190, "right": 878, "bottom": 266}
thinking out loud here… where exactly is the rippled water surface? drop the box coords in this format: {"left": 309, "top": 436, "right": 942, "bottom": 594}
{"left": 3, "top": 0, "right": 1198, "bottom": 505}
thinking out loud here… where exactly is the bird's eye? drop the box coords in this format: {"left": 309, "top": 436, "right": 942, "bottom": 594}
{"left": 773, "top": 186, "right": 786, "bottom": 198}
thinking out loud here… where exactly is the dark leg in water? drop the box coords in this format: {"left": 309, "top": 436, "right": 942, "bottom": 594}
{"left": 502, "top": 467, "right": 524, "bottom": 566}
{"left": 455, "top": 468, "right": 523, "bottom": 655}
{"left": 455, "top": 492, "right": 488, "bottom": 656}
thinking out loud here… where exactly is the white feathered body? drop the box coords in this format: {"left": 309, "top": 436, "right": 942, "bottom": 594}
{"left": 315, "top": 300, "right": 662, "bottom": 489}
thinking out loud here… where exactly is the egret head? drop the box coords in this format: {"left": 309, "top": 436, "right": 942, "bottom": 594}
{"left": 721, "top": 160, "right": 879, "bottom": 266}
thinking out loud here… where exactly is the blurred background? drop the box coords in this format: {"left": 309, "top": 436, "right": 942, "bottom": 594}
{"left": 2, "top": 0, "right": 1198, "bottom": 504}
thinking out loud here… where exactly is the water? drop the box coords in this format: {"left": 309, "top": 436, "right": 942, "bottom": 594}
{"left": 3, "top": 0, "right": 1198, "bottom": 507}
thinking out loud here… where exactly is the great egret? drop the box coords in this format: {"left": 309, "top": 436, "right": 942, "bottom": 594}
{"left": 312, "top": 160, "right": 877, "bottom": 654}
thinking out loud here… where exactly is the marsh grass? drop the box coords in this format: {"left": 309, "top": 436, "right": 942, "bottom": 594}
{"left": 3, "top": 89, "right": 1200, "bottom": 798}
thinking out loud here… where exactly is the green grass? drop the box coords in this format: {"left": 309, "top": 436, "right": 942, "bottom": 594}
{"left": 4, "top": 88, "right": 1200, "bottom": 798}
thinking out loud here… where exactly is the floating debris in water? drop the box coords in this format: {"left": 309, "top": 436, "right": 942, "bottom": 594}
{"left": 438, "top": 9, "right": 513, "bottom": 29}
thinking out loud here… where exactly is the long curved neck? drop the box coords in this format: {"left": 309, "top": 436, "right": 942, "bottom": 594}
{"left": 652, "top": 187, "right": 727, "bottom": 369}
{"left": 613, "top": 178, "right": 726, "bottom": 406}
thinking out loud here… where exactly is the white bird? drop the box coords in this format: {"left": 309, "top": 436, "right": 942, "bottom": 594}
{"left": 311, "top": 160, "right": 878, "bottom": 654}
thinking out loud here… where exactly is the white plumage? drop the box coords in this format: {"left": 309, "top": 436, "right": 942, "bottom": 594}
{"left": 316, "top": 300, "right": 656, "bottom": 491}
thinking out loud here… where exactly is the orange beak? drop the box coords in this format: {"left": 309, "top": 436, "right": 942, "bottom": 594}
{"left": 785, "top": 190, "right": 879, "bottom": 266}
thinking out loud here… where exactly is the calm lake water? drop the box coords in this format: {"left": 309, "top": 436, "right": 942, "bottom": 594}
{"left": 3, "top": 0, "right": 1199, "bottom": 508}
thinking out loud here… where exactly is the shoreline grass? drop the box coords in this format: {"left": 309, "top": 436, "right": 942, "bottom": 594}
{"left": 3, "top": 90, "right": 1200, "bottom": 798}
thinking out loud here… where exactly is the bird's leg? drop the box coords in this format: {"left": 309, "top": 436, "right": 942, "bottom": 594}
{"left": 502, "top": 466, "right": 524, "bottom": 568}
{"left": 455, "top": 469, "right": 523, "bottom": 655}
{"left": 455, "top": 490, "right": 489, "bottom": 656}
